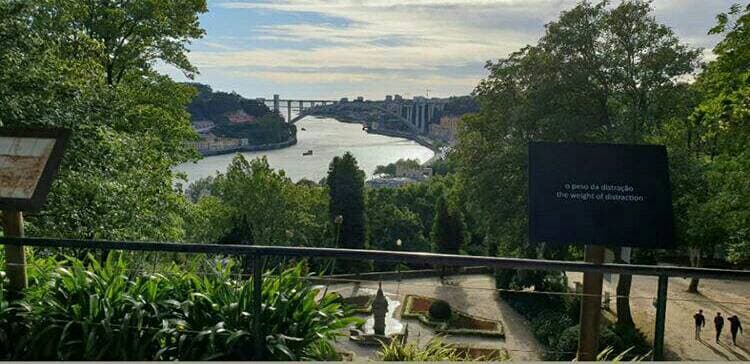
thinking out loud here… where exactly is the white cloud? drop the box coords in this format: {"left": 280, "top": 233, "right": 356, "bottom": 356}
{"left": 180, "top": 0, "right": 735, "bottom": 98}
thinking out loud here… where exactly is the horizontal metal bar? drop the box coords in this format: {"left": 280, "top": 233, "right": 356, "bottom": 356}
{"left": 3, "top": 236, "right": 750, "bottom": 281}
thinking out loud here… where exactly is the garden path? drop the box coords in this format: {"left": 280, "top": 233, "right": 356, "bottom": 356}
{"left": 328, "top": 274, "right": 544, "bottom": 360}
{"left": 568, "top": 271, "right": 750, "bottom": 361}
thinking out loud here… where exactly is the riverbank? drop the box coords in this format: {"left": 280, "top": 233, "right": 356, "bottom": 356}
{"left": 361, "top": 128, "right": 441, "bottom": 165}
{"left": 176, "top": 116, "right": 434, "bottom": 184}
{"left": 311, "top": 114, "right": 440, "bottom": 157}
{"left": 198, "top": 137, "right": 297, "bottom": 157}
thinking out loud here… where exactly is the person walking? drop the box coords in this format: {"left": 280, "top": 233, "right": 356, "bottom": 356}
{"left": 715, "top": 312, "right": 725, "bottom": 343}
{"left": 728, "top": 315, "right": 743, "bottom": 345}
{"left": 694, "top": 309, "right": 706, "bottom": 340}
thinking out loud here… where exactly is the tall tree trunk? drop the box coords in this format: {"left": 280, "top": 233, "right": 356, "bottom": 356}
{"left": 615, "top": 247, "right": 635, "bottom": 327}
{"left": 688, "top": 247, "right": 701, "bottom": 293}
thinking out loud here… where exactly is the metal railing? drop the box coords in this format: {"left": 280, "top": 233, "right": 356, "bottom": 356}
{"left": 4, "top": 236, "right": 750, "bottom": 360}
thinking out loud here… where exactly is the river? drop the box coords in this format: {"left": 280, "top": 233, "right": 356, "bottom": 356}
{"left": 175, "top": 116, "right": 435, "bottom": 184}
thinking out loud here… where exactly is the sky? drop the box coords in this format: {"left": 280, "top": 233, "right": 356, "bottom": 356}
{"left": 159, "top": 0, "right": 737, "bottom": 100}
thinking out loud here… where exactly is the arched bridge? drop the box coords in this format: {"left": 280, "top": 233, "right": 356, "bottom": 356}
{"left": 257, "top": 94, "right": 338, "bottom": 123}
{"left": 257, "top": 94, "right": 447, "bottom": 135}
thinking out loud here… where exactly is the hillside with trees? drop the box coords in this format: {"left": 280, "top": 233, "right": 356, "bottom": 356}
{"left": 186, "top": 83, "right": 295, "bottom": 145}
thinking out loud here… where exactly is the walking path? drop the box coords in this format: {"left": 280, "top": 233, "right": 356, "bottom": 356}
{"left": 568, "top": 272, "right": 750, "bottom": 361}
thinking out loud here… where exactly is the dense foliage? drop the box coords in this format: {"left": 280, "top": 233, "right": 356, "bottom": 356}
{"left": 655, "top": 3, "right": 750, "bottom": 271}
{"left": 428, "top": 299, "right": 452, "bottom": 321}
{"left": 440, "top": 96, "right": 480, "bottom": 118}
{"left": 327, "top": 153, "right": 366, "bottom": 250}
{"left": 1, "top": 0, "right": 748, "bottom": 360}
{"left": 0, "top": 254, "right": 356, "bottom": 360}
{"left": 187, "top": 83, "right": 272, "bottom": 121}
{"left": 502, "top": 288, "right": 649, "bottom": 361}
{"left": 454, "top": 0, "right": 723, "bottom": 328}
{"left": 430, "top": 195, "right": 466, "bottom": 255}
{"left": 183, "top": 155, "right": 330, "bottom": 247}
{"left": 0, "top": 0, "right": 206, "bottom": 241}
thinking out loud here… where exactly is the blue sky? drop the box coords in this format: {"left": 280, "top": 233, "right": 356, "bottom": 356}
{"left": 160, "top": 0, "right": 737, "bottom": 100}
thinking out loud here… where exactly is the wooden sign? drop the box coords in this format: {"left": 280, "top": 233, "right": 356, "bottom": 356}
{"left": 0, "top": 128, "right": 70, "bottom": 211}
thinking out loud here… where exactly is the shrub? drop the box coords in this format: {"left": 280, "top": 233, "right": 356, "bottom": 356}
{"left": 9, "top": 254, "right": 358, "bottom": 360}
{"left": 530, "top": 310, "right": 573, "bottom": 348}
{"left": 550, "top": 324, "right": 633, "bottom": 361}
{"left": 552, "top": 324, "right": 580, "bottom": 360}
{"left": 0, "top": 272, "right": 28, "bottom": 360}
{"left": 428, "top": 300, "right": 452, "bottom": 321}
{"left": 564, "top": 295, "right": 582, "bottom": 325}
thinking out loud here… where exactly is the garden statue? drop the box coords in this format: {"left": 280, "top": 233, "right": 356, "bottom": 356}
{"left": 372, "top": 281, "right": 389, "bottom": 335}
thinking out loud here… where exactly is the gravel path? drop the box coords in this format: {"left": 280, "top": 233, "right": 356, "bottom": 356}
{"left": 568, "top": 272, "right": 750, "bottom": 361}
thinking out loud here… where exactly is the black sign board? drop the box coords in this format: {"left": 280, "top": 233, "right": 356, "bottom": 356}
{"left": 528, "top": 142, "right": 674, "bottom": 248}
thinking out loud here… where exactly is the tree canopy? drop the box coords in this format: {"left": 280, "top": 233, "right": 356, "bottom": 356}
{"left": 0, "top": 0, "right": 206, "bottom": 241}
{"left": 327, "top": 152, "right": 366, "bottom": 251}
{"left": 456, "top": 0, "right": 701, "bottom": 325}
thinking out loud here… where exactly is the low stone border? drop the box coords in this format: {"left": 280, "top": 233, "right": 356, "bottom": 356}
{"left": 401, "top": 295, "right": 504, "bottom": 338}
{"left": 342, "top": 294, "right": 374, "bottom": 314}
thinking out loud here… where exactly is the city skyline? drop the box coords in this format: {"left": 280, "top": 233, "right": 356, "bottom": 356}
{"left": 160, "top": 0, "right": 737, "bottom": 100}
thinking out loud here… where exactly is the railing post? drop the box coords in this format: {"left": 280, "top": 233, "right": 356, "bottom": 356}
{"left": 653, "top": 274, "right": 669, "bottom": 361}
{"left": 3, "top": 210, "right": 27, "bottom": 299}
{"left": 577, "top": 245, "right": 605, "bottom": 361}
{"left": 252, "top": 254, "right": 263, "bottom": 359}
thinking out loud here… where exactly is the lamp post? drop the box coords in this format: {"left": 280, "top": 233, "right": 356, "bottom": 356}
{"left": 396, "top": 239, "right": 403, "bottom": 280}
{"left": 331, "top": 215, "right": 343, "bottom": 274}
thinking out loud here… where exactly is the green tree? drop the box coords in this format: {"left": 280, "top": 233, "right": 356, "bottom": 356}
{"left": 656, "top": 4, "right": 750, "bottom": 291}
{"left": 366, "top": 199, "right": 428, "bottom": 270}
{"left": 192, "top": 155, "right": 329, "bottom": 248}
{"left": 33, "top": 0, "right": 208, "bottom": 85}
{"left": 327, "top": 153, "right": 366, "bottom": 250}
{"left": 326, "top": 153, "right": 367, "bottom": 272}
{"left": 456, "top": 0, "right": 699, "bottom": 326}
{"left": 430, "top": 195, "right": 465, "bottom": 255}
{"left": 694, "top": 3, "right": 750, "bottom": 265}
{"left": 0, "top": 0, "right": 206, "bottom": 241}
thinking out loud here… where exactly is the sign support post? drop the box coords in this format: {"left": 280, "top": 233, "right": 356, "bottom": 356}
{"left": 653, "top": 274, "right": 669, "bottom": 360}
{"left": 3, "top": 210, "right": 27, "bottom": 297}
{"left": 529, "top": 142, "right": 676, "bottom": 361}
{"left": 577, "top": 245, "right": 605, "bottom": 361}
{"left": 0, "top": 128, "right": 70, "bottom": 298}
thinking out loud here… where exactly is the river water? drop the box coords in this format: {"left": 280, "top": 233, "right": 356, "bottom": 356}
{"left": 175, "top": 116, "right": 435, "bottom": 184}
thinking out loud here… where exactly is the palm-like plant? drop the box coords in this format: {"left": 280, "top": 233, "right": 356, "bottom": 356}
{"left": 22, "top": 254, "right": 174, "bottom": 360}
{"left": 158, "top": 263, "right": 358, "bottom": 360}
{"left": 379, "top": 337, "right": 507, "bottom": 361}
{"left": 12, "top": 254, "right": 357, "bottom": 361}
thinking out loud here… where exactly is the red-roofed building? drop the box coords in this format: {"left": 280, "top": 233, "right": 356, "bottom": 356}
{"left": 226, "top": 110, "right": 256, "bottom": 124}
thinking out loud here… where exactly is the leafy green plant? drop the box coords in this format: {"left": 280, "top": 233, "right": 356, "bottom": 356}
{"left": 157, "top": 263, "right": 359, "bottom": 360}
{"left": 9, "top": 254, "right": 357, "bottom": 360}
{"left": 379, "top": 338, "right": 464, "bottom": 361}
{"left": 379, "top": 337, "right": 508, "bottom": 361}
{"left": 22, "top": 254, "right": 175, "bottom": 360}
{"left": 594, "top": 346, "right": 651, "bottom": 362}
{"left": 0, "top": 270, "right": 24, "bottom": 359}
